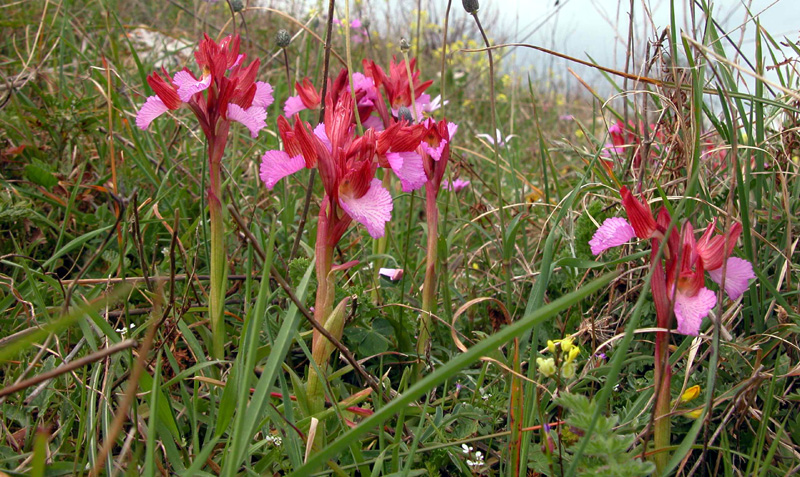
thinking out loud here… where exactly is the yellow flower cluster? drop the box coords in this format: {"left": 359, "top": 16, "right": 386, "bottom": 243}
{"left": 536, "top": 337, "right": 581, "bottom": 379}
{"left": 410, "top": 9, "right": 440, "bottom": 34}
{"left": 434, "top": 37, "right": 492, "bottom": 75}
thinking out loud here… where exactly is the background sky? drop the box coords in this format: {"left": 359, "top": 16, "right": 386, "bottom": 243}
{"left": 490, "top": 0, "right": 798, "bottom": 93}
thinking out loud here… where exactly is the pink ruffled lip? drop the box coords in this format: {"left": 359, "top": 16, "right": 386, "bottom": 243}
{"left": 589, "top": 217, "right": 636, "bottom": 255}
{"left": 378, "top": 268, "right": 404, "bottom": 281}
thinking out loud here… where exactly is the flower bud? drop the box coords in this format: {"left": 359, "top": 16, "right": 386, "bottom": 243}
{"left": 276, "top": 29, "right": 291, "bottom": 48}
{"left": 546, "top": 340, "right": 557, "bottom": 353}
{"left": 399, "top": 37, "right": 410, "bottom": 53}
{"left": 462, "top": 0, "right": 479, "bottom": 14}
{"left": 397, "top": 107, "right": 413, "bottom": 123}
{"left": 230, "top": 0, "right": 244, "bottom": 12}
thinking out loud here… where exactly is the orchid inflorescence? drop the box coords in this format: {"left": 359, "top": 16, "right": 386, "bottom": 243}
{"left": 260, "top": 58, "right": 456, "bottom": 243}
{"left": 590, "top": 186, "right": 756, "bottom": 336}
{"left": 255, "top": 54, "right": 458, "bottom": 428}
{"left": 134, "top": 34, "right": 273, "bottom": 358}
{"left": 136, "top": 34, "right": 273, "bottom": 139}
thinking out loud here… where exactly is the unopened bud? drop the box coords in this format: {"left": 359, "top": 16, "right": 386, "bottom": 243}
{"left": 397, "top": 106, "right": 413, "bottom": 123}
{"left": 230, "top": 0, "right": 244, "bottom": 13}
{"left": 462, "top": 0, "right": 479, "bottom": 14}
{"left": 399, "top": 37, "right": 410, "bottom": 53}
{"left": 276, "top": 29, "right": 291, "bottom": 48}
{"left": 546, "top": 340, "right": 557, "bottom": 353}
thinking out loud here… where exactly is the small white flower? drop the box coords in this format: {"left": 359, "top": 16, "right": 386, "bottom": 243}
{"left": 463, "top": 445, "right": 484, "bottom": 468}
{"left": 476, "top": 128, "right": 517, "bottom": 148}
{"left": 116, "top": 323, "right": 136, "bottom": 335}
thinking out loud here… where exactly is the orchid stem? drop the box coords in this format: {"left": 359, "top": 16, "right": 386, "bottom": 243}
{"left": 652, "top": 328, "right": 671, "bottom": 474}
{"left": 416, "top": 184, "right": 439, "bottom": 374}
{"left": 307, "top": 198, "right": 336, "bottom": 451}
{"left": 207, "top": 132, "right": 229, "bottom": 360}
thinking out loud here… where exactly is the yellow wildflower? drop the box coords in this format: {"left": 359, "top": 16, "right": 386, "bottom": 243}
{"left": 561, "top": 361, "right": 576, "bottom": 379}
{"left": 546, "top": 340, "right": 557, "bottom": 353}
{"left": 560, "top": 337, "right": 574, "bottom": 353}
{"left": 686, "top": 408, "right": 703, "bottom": 419}
{"left": 680, "top": 385, "right": 701, "bottom": 403}
{"left": 565, "top": 346, "right": 580, "bottom": 364}
{"left": 537, "top": 357, "right": 556, "bottom": 377}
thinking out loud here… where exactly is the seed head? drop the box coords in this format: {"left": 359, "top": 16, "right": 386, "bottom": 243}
{"left": 276, "top": 29, "right": 291, "bottom": 48}
{"left": 462, "top": 0, "right": 479, "bottom": 14}
{"left": 397, "top": 107, "right": 413, "bottom": 123}
{"left": 230, "top": 0, "right": 244, "bottom": 13}
{"left": 399, "top": 37, "right": 410, "bottom": 53}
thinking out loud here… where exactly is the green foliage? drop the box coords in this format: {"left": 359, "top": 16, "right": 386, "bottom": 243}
{"left": 575, "top": 199, "right": 609, "bottom": 261}
{"left": 1, "top": 0, "right": 799, "bottom": 475}
{"left": 556, "top": 392, "right": 655, "bottom": 476}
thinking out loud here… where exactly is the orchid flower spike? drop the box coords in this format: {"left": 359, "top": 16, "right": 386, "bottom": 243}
{"left": 136, "top": 34, "right": 273, "bottom": 139}
{"left": 261, "top": 87, "right": 392, "bottom": 240}
{"left": 588, "top": 186, "right": 756, "bottom": 336}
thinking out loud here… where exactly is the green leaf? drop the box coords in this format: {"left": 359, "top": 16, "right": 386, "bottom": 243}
{"left": 295, "top": 271, "right": 617, "bottom": 473}
{"left": 24, "top": 163, "right": 59, "bottom": 188}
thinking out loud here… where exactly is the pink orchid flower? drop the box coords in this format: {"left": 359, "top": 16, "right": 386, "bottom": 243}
{"left": 606, "top": 120, "right": 666, "bottom": 169}
{"left": 590, "top": 186, "right": 755, "bottom": 336}
{"left": 442, "top": 178, "right": 470, "bottom": 192}
{"left": 136, "top": 34, "right": 273, "bottom": 139}
{"left": 283, "top": 70, "right": 380, "bottom": 123}
{"left": 419, "top": 118, "right": 458, "bottom": 194}
{"left": 696, "top": 219, "right": 754, "bottom": 300}
{"left": 134, "top": 34, "right": 273, "bottom": 358}
{"left": 363, "top": 57, "right": 433, "bottom": 112}
{"left": 374, "top": 120, "right": 428, "bottom": 192}
{"left": 378, "top": 268, "right": 404, "bottom": 281}
{"left": 283, "top": 78, "right": 320, "bottom": 118}
{"left": 262, "top": 88, "right": 392, "bottom": 240}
